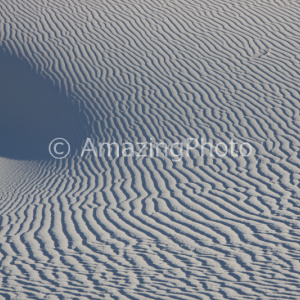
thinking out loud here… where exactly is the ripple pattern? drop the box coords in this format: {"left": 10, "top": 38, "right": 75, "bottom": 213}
{"left": 0, "top": 0, "right": 300, "bottom": 298}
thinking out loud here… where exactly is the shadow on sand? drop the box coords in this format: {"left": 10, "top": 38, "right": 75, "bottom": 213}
{"left": 0, "top": 50, "right": 85, "bottom": 160}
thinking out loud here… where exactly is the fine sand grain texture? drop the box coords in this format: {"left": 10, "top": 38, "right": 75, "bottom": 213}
{"left": 0, "top": 0, "right": 300, "bottom": 299}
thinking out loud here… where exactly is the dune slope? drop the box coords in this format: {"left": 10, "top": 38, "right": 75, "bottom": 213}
{"left": 0, "top": 0, "right": 300, "bottom": 298}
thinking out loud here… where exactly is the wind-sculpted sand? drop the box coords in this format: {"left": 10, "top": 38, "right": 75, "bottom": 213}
{"left": 0, "top": 0, "right": 300, "bottom": 299}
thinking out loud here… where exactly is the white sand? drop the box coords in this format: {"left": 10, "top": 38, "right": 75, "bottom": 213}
{"left": 0, "top": 0, "right": 300, "bottom": 298}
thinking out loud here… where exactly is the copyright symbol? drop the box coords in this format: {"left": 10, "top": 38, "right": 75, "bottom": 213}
{"left": 49, "top": 138, "right": 70, "bottom": 159}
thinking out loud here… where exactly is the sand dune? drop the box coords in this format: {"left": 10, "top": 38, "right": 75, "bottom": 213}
{"left": 0, "top": 51, "right": 85, "bottom": 160}
{"left": 0, "top": 0, "right": 300, "bottom": 298}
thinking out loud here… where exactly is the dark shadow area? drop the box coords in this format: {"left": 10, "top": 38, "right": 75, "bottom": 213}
{"left": 0, "top": 50, "right": 85, "bottom": 160}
